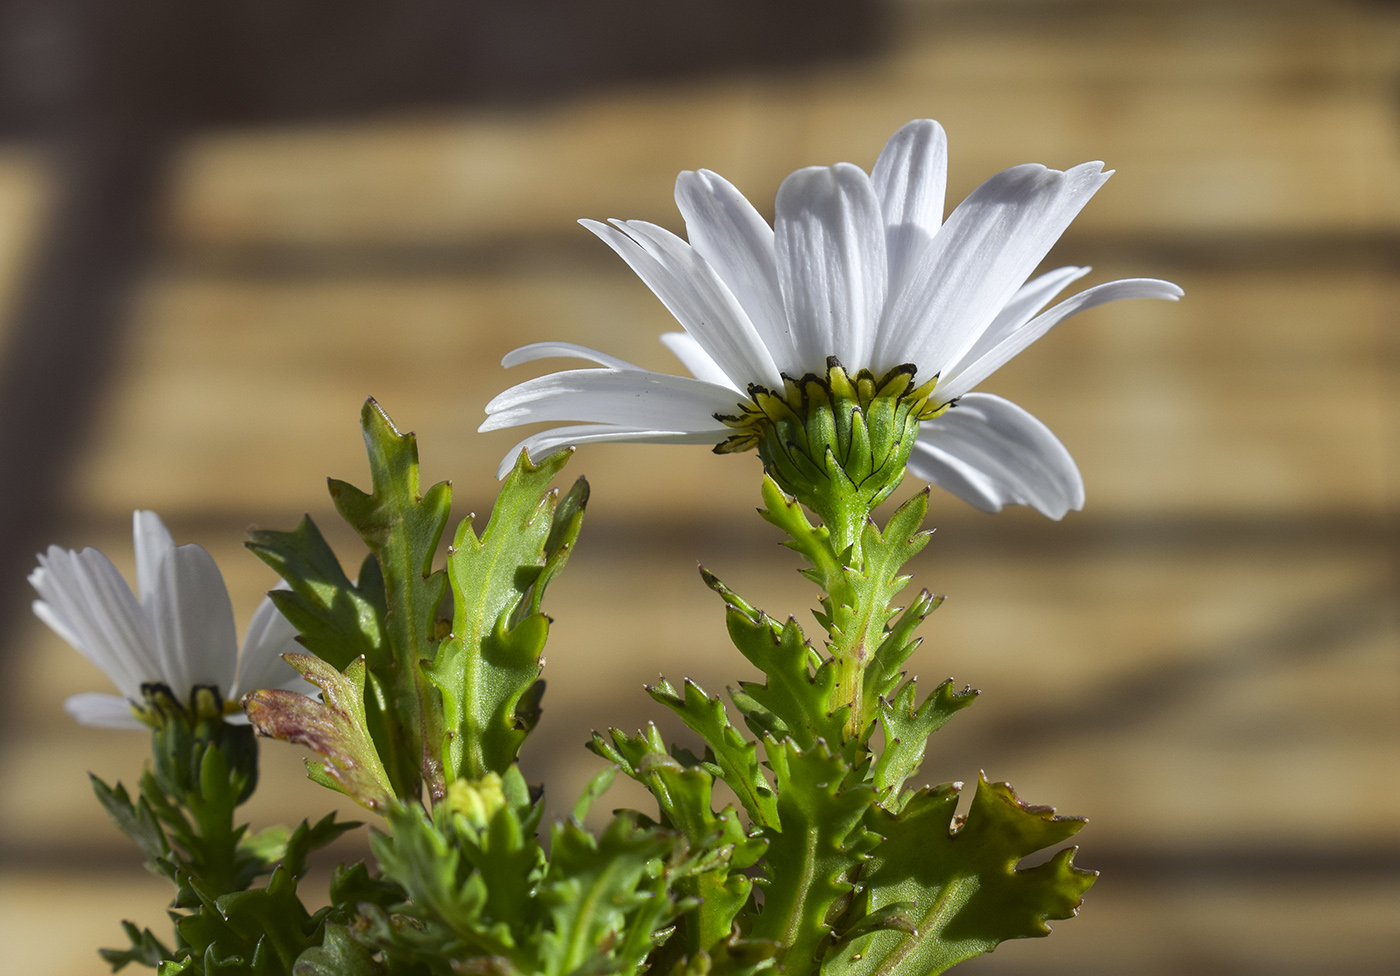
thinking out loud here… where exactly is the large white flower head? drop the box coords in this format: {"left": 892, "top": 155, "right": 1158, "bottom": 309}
{"left": 30, "top": 510, "right": 309, "bottom": 729}
{"left": 483, "top": 119, "right": 1182, "bottom": 519}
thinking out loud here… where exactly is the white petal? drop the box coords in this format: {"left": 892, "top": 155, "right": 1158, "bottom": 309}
{"left": 481, "top": 367, "right": 742, "bottom": 433}
{"left": 145, "top": 542, "right": 240, "bottom": 698}
{"left": 775, "top": 162, "right": 888, "bottom": 372}
{"left": 502, "top": 342, "right": 646, "bottom": 371}
{"left": 943, "top": 266, "right": 1090, "bottom": 377}
{"left": 871, "top": 119, "right": 948, "bottom": 306}
{"left": 64, "top": 692, "right": 144, "bottom": 730}
{"left": 908, "top": 393, "right": 1084, "bottom": 519}
{"left": 937, "top": 277, "right": 1183, "bottom": 402}
{"left": 234, "top": 595, "right": 315, "bottom": 698}
{"left": 660, "top": 332, "right": 741, "bottom": 390}
{"left": 497, "top": 424, "right": 728, "bottom": 479}
{"left": 582, "top": 218, "right": 783, "bottom": 389}
{"left": 675, "top": 169, "right": 796, "bottom": 373}
{"left": 132, "top": 510, "right": 175, "bottom": 606}
{"left": 31, "top": 547, "right": 156, "bottom": 699}
{"left": 880, "top": 161, "right": 1111, "bottom": 374}
{"left": 904, "top": 444, "right": 1005, "bottom": 513}
{"left": 30, "top": 592, "right": 80, "bottom": 648}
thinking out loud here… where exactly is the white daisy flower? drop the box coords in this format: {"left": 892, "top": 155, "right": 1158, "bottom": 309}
{"left": 482, "top": 119, "right": 1181, "bottom": 519}
{"left": 30, "top": 510, "right": 309, "bottom": 729}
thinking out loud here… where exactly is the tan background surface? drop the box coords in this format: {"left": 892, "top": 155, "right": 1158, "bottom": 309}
{"left": 2, "top": 1, "right": 1398, "bottom": 972}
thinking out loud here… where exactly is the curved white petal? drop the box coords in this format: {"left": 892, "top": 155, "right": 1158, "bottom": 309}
{"left": 660, "top": 332, "right": 741, "bottom": 391}
{"left": 904, "top": 444, "right": 1005, "bottom": 513}
{"left": 497, "top": 424, "right": 728, "bottom": 479}
{"left": 146, "top": 542, "right": 239, "bottom": 699}
{"left": 582, "top": 218, "right": 782, "bottom": 389}
{"left": 937, "top": 277, "right": 1183, "bottom": 403}
{"left": 909, "top": 393, "right": 1084, "bottom": 519}
{"left": 502, "top": 342, "right": 645, "bottom": 371}
{"left": 880, "top": 161, "right": 1111, "bottom": 374}
{"left": 65, "top": 692, "right": 144, "bottom": 730}
{"left": 482, "top": 367, "right": 743, "bottom": 433}
{"left": 775, "top": 162, "right": 888, "bottom": 371}
{"left": 675, "top": 169, "right": 795, "bottom": 373}
{"left": 132, "top": 510, "right": 175, "bottom": 608}
{"left": 234, "top": 595, "right": 313, "bottom": 698}
{"left": 30, "top": 591, "right": 80, "bottom": 648}
{"left": 871, "top": 119, "right": 948, "bottom": 310}
{"left": 943, "top": 266, "right": 1090, "bottom": 378}
{"left": 30, "top": 546, "right": 157, "bottom": 699}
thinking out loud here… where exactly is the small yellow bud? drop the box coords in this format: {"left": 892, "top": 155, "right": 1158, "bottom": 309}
{"left": 442, "top": 772, "right": 507, "bottom": 827}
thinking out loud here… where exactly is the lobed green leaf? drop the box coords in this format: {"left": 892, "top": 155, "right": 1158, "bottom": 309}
{"left": 828, "top": 775, "right": 1096, "bottom": 976}
{"left": 751, "top": 739, "right": 878, "bottom": 976}
{"left": 722, "top": 602, "right": 845, "bottom": 753}
{"left": 872, "top": 679, "right": 978, "bottom": 810}
{"left": 427, "top": 447, "right": 585, "bottom": 782}
{"left": 243, "top": 655, "right": 394, "bottom": 813}
{"left": 649, "top": 677, "right": 778, "bottom": 830}
{"left": 328, "top": 398, "right": 453, "bottom": 801}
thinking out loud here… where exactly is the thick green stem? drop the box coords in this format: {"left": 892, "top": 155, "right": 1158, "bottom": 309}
{"left": 810, "top": 493, "right": 881, "bottom": 741}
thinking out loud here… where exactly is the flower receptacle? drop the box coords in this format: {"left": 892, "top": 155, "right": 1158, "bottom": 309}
{"left": 718, "top": 361, "right": 943, "bottom": 552}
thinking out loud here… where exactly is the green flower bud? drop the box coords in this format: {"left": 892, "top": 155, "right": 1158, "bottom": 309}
{"left": 441, "top": 772, "right": 508, "bottom": 830}
{"left": 141, "top": 683, "right": 260, "bottom": 805}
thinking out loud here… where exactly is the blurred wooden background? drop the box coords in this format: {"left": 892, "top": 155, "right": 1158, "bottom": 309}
{"left": 2, "top": 0, "right": 1399, "bottom": 972}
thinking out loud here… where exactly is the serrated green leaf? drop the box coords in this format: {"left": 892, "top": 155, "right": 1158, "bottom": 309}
{"left": 827, "top": 775, "right": 1096, "bottom": 976}
{"left": 373, "top": 784, "right": 549, "bottom": 969}
{"left": 522, "top": 474, "right": 588, "bottom": 622}
{"left": 427, "top": 447, "right": 584, "bottom": 782}
{"left": 371, "top": 804, "right": 515, "bottom": 961}
{"left": 100, "top": 920, "right": 175, "bottom": 971}
{"left": 873, "top": 679, "right": 978, "bottom": 809}
{"left": 723, "top": 605, "right": 844, "bottom": 752}
{"left": 649, "top": 678, "right": 777, "bottom": 830}
{"left": 245, "top": 525, "right": 409, "bottom": 797}
{"left": 328, "top": 397, "right": 453, "bottom": 801}
{"left": 590, "top": 725, "right": 766, "bottom": 955}
{"left": 727, "top": 685, "right": 791, "bottom": 743}
{"left": 328, "top": 861, "right": 404, "bottom": 915}
{"left": 757, "top": 476, "right": 842, "bottom": 594}
{"left": 536, "top": 813, "right": 682, "bottom": 976}
{"left": 862, "top": 589, "right": 943, "bottom": 707}
{"left": 280, "top": 813, "right": 360, "bottom": 879}
{"left": 92, "top": 775, "right": 171, "bottom": 864}
{"left": 243, "top": 655, "right": 394, "bottom": 812}
{"left": 246, "top": 517, "right": 387, "bottom": 672}
{"left": 751, "top": 740, "right": 877, "bottom": 976}
{"left": 291, "top": 922, "right": 383, "bottom": 976}
{"left": 175, "top": 865, "right": 321, "bottom": 976}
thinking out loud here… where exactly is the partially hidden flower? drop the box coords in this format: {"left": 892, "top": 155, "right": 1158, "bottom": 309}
{"left": 30, "top": 510, "right": 310, "bottom": 729}
{"left": 482, "top": 119, "right": 1181, "bottom": 518}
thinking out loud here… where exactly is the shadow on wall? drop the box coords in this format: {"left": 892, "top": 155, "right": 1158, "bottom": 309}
{"left": 0, "top": 0, "right": 889, "bottom": 697}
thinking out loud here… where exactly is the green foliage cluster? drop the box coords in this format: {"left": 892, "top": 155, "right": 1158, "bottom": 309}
{"left": 593, "top": 477, "right": 1095, "bottom": 976}
{"left": 92, "top": 691, "right": 356, "bottom": 974}
{"left": 91, "top": 398, "right": 1093, "bottom": 976}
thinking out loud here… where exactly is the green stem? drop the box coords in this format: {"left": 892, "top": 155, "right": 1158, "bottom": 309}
{"left": 811, "top": 493, "right": 879, "bottom": 740}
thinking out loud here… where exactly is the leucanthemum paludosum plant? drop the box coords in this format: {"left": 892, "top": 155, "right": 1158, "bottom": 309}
{"left": 52, "top": 122, "right": 1183, "bottom": 976}
{"left": 483, "top": 119, "right": 1181, "bottom": 528}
